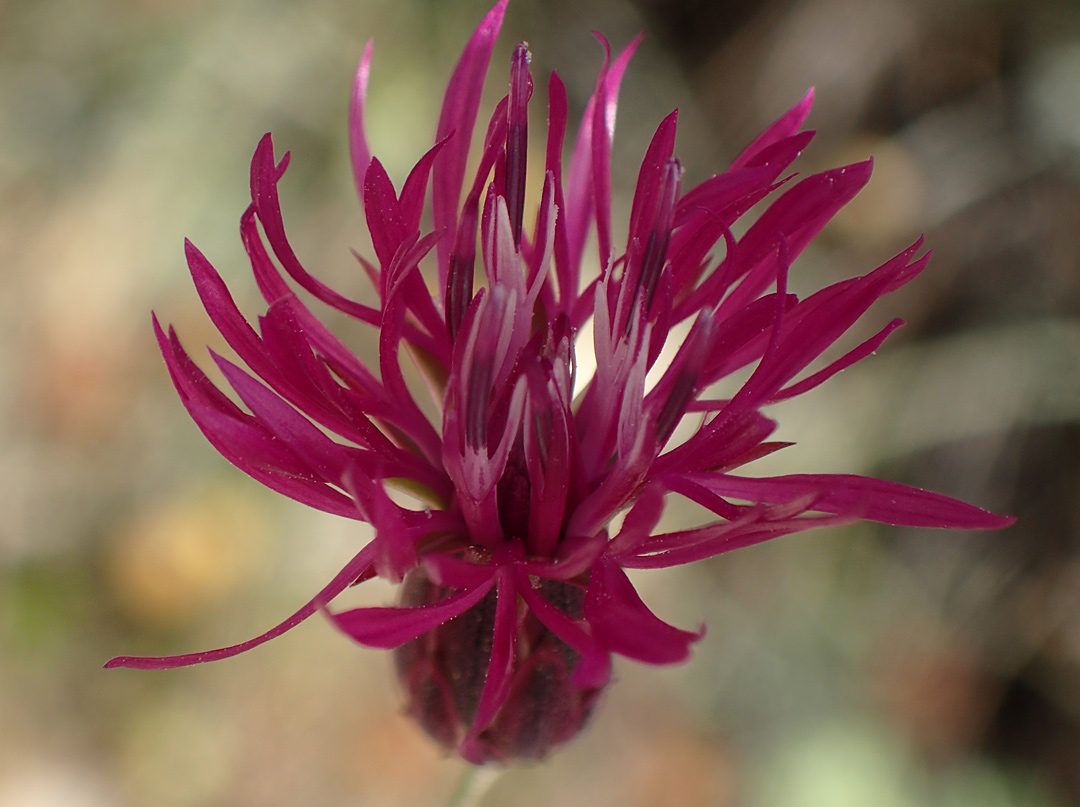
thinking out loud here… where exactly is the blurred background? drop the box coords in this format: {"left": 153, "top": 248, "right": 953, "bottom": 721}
{"left": 1, "top": 0, "right": 1079, "bottom": 804}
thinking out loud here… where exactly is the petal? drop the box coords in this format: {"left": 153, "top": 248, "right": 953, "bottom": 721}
{"left": 464, "top": 571, "right": 518, "bottom": 749}
{"left": 716, "top": 241, "right": 929, "bottom": 404}
{"left": 105, "top": 542, "right": 378, "bottom": 669}
{"left": 513, "top": 568, "right": 612, "bottom": 690}
{"left": 730, "top": 88, "right": 814, "bottom": 170}
{"left": 349, "top": 40, "right": 374, "bottom": 211}
{"left": 422, "top": 553, "right": 499, "bottom": 589}
{"left": 564, "top": 34, "right": 642, "bottom": 273}
{"left": 605, "top": 483, "right": 666, "bottom": 556}
{"left": 433, "top": 0, "right": 508, "bottom": 276}
{"left": 327, "top": 573, "right": 498, "bottom": 648}
{"left": 544, "top": 72, "right": 574, "bottom": 310}
{"left": 153, "top": 318, "right": 363, "bottom": 518}
{"left": 517, "top": 534, "right": 607, "bottom": 581}
{"left": 687, "top": 473, "right": 1016, "bottom": 530}
{"left": 363, "top": 156, "right": 407, "bottom": 270}
{"left": 505, "top": 42, "right": 533, "bottom": 245}
{"left": 769, "top": 317, "right": 904, "bottom": 403}
{"left": 621, "top": 511, "right": 856, "bottom": 568}
{"left": 653, "top": 408, "right": 778, "bottom": 478}
{"left": 250, "top": 135, "right": 383, "bottom": 325}
{"left": 584, "top": 559, "right": 703, "bottom": 665}
{"left": 341, "top": 469, "right": 418, "bottom": 583}
{"left": 214, "top": 354, "right": 351, "bottom": 484}
{"left": 717, "top": 160, "right": 874, "bottom": 320}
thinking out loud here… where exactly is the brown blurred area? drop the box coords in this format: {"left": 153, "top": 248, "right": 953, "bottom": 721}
{"left": 1, "top": 0, "right": 1078, "bottom": 804}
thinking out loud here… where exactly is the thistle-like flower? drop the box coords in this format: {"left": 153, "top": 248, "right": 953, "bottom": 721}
{"left": 107, "top": 1, "right": 1013, "bottom": 763}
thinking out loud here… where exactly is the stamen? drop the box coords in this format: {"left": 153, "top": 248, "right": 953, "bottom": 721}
{"left": 655, "top": 371, "right": 695, "bottom": 445}
{"left": 506, "top": 42, "right": 533, "bottom": 247}
{"left": 623, "top": 160, "right": 681, "bottom": 336}
{"left": 639, "top": 160, "right": 681, "bottom": 316}
{"left": 446, "top": 251, "right": 474, "bottom": 341}
{"left": 466, "top": 358, "right": 492, "bottom": 449}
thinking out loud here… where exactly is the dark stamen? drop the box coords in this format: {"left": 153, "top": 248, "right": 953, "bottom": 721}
{"left": 446, "top": 251, "right": 474, "bottom": 341}
{"left": 465, "top": 358, "right": 492, "bottom": 449}
{"left": 655, "top": 371, "right": 696, "bottom": 444}
{"left": 506, "top": 42, "right": 533, "bottom": 247}
{"left": 623, "top": 159, "right": 681, "bottom": 335}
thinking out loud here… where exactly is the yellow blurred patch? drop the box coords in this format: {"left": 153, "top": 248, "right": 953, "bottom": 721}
{"left": 105, "top": 484, "right": 269, "bottom": 628}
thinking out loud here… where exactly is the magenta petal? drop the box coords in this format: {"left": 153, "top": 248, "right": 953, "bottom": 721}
{"left": 719, "top": 161, "right": 874, "bottom": 319}
{"left": 433, "top": 0, "right": 508, "bottom": 276}
{"left": 189, "top": 239, "right": 405, "bottom": 463}
{"left": 341, "top": 470, "right": 417, "bottom": 583}
{"left": 517, "top": 534, "right": 607, "bottom": 581}
{"left": 154, "top": 315, "right": 241, "bottom": 417}
{"left": 513, "top": 568, "right": 612, "bottom": 690}
{"left": 215, "top": 355, "right": 350, "bottom": 484}
{"left": 770, "top": 318, "right": 904, "bottom": 403}
{"left": 627, "top": 110, "right": 678, "bottom": 246}
{"left": 153, "top": 317, "right": 364, "bottom": 518}
{"left": 465, "top": 571, "right": 518, "bottom": 743}
{"left": 674, "top": 161, "right": 778, "bottom": 230}
{"left": 422, "top": 553, "right": 499, "bottom": 589}
{"left": 564, "top": 34, "right": 642, "bottom": 272}
{"left": 585, "top": 559, "right": 703, "bottom": 665}
{"left": 185, "top": 239, "right": 266, "bottom": 371}
{"left": 327, "top": 574, "right": 498, "bottom": 649}
{"left": 620, "top": 513, "right": 856, "bottom": 569}
{"left": 400, "top": 137, "right": 449, "bottom": 236}
{"left": 690, "top": 473, "right": 1016, "bottom": 529}
{"left": 349, "top": 40, "right": 374, "bottom": 212}
{"left": 249, "top": 136, "right": 383, "bottom": 326}
{"left": 105, "top": 542, "right": 378, "bottom": 669}
{"left": 606, "top": 483, "right": 666, "bottom": 556}
{"left": 363, "top": 157, "right": 407, "bottom": 271}
{"left": 731, "top": 88, "right": 814, "bottom": 170}
{"left": 545, "top": 72, "right": 574, "bottom": 308}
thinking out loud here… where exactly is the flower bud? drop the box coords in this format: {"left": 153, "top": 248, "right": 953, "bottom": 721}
{"left": 393, "top": 566, "right": 603, "bottom": 763}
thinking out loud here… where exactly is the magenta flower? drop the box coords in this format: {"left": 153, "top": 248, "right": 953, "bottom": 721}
{"left": 107, "top": 1, "right": 1013, "bottom": 763}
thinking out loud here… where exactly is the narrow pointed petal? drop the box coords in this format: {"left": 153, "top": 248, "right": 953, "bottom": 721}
{"left": 349, "top": 40, "right": 374, "bottom": 211}
{"left": 464, "top": 571, "right": 518, "bottom": 748}
{"left": 214, "top": 354, "right": 351, "bottom": 484}
{"left": 544, "top": 72, "right": 574, "bottom": 308}
{"left": 731, "top": 88, "right": 814, "bottom": 170}
{"left": 769, "top": 318, "right": 904, "bottom": 402}
{"left": 513, "top": 568, "right": 612, "bottom": 689}
{"left": 341, "top": 469, "right": 418, "bottom": 583}
{"left": 422, "top": 553, "right": 501, "bottom": 589}
{"left": 363, "top": 157, "right": 407, "bottom": 270}
{"left": 718, "top": 160, "right": 874, "bottom": 319}
{"left": 621, "top": 511, "right": 860, "bottom": 568}
{"left": 105, "top": 543, "right": 377, "bottom": 669}
{"left": 585, "top": 559, "right": 703, "bottom": 664}
{"left": 564, "top": 33, "right": 642, "bottom": 271}
{"left": 686, "top": 473, "right": 1016, "bottom": 529}
{"left": 250, "top": 135, "right": 383, "bottom": 326}
{"left": 153, "top": 318, "right": 363, "bottom": 518}
{"left": 328, "top": 574, "right": 498, "bottom": 648}
{"left": 605, "top": 483, "right": 665, "bottom": 556}
{"left": 433, "top": 0, "right": 509, "bottom": 275}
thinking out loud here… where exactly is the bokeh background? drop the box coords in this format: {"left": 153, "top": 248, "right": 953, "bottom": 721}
{"left": 2, "top": 0, "right": 1079, "bottom": 804}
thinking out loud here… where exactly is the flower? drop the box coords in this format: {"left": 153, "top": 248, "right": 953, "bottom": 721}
{"left": 106, "top": 0, "right": 1014, "bottom": 763}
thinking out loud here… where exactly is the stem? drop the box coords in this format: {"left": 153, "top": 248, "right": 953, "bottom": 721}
{"left": 448, "top": 765, "right": 502, "bottom": 807}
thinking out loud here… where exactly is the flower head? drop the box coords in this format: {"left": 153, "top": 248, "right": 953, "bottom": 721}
{"left": 107, "top": 0, "right": 1013, "bottom": 763}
